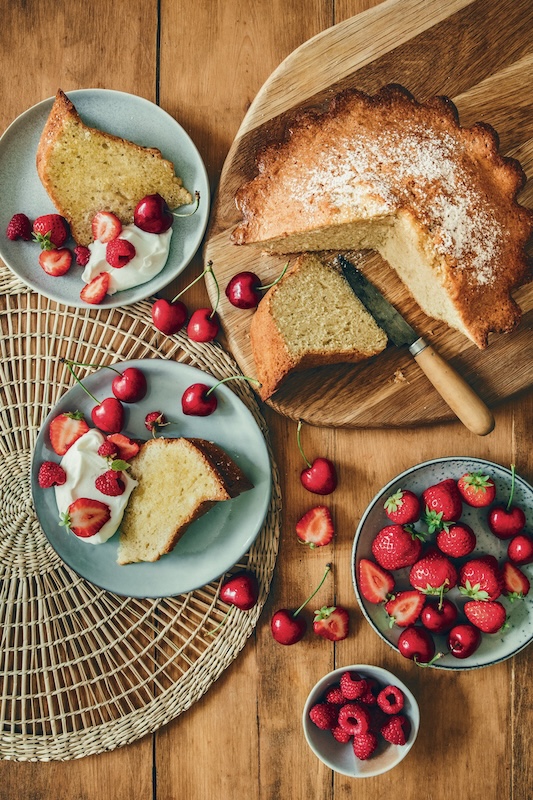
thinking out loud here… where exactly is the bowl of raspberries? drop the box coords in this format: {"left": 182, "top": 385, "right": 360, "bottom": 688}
{"left": 352, "top": 457, "right": 533, "bottom": 670}
{"left": 303, "top": 664, "right": 419, "bottom": 776}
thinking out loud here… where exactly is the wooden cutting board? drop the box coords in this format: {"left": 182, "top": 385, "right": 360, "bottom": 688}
{"left": 204, "top": 0, "right": 533, "bottom": 429}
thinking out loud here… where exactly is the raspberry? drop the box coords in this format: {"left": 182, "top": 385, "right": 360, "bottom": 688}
{"left": 308, "top": 702, "right": 338, "bottom": 731}
{"left": 331, "top": 725, "right": 351, "bottom": 744}
{"left": 337, "top": 703, "right": 371, "bottom": 736}
{"left": 325, "top": 685, "right": 345, "bottom": 705}
{"left": 377, "top": 685, "right": 405, "bottom": 715}
{"left": 38, "top": 461, "right": 67, "bottom": 488}
{"left": 380, "top": 714, "right": 411, "bottom": 745}
{"left": 352, "top": 731, "right": 378, "bottom": 761}
{"left": 106, "top": 238, "right": 136, "bottom": 268}
{"left": 97, "top": 440, "right": 117, "bottom": 458}
{"left": 144, "top": 411, "right": 166, "bottom": 433}
{"left": 340, "top": 671, "right": 368, "bottom": 700}
{"left": 95, "top": 470, "right": 125, "bottom": 497}
{"left": 74, "top": 245, "right": 91, "bottom": 266}
{"left": 6, "top": 213, "right": 32, "bottom": 241}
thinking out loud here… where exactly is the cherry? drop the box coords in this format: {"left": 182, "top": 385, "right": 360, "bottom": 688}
{"left": 151, "top": 297, "right": 188, "bottom": 335}
{"left": 420, "top": 597, "right": 458, "bottom": 634}
{"left": 397, "top": 625, "right": 441, "bottom": 666}
{"left": 447, "top": 623, "right": 481, "bottom": 659}
{"left": 111, "top": 366, "right": 147, "bottom": 403}
{"left": 181, "top": 375, "right": 260, "bottom": 417}
{"left": 271, "top": 564, "right": 331, "bottom": 645}
{"left": 134, "top": 191, "right": 200, "bottom": 234}
{"left": 61, "top": 358, "right": 124, "bottom": 433}
{"left": 187, "top": 307, "right": 220, "bottom": 342}
{"left": 296, "top": 420, "right": 337, "bottom": 495}
{"left": 152, "top": 260, "right": 219, "bottom": 340}
{"left": 488, "top": 464, "right": 526, "bottom": 539}
{"left": 225, "top": 262, "right": 289, "bottom": 309}
{"left": 508, "top": 533, "right": 533, "bottom": 565}
{"left": 220, "top": 571, "right": 260, "bottom": 611}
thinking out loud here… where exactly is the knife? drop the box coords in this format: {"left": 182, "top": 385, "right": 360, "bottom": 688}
{"left": 337, "top": 255, "right": 495, "bottom": 436}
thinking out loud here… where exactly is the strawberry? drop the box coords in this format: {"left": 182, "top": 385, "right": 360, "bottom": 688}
{"left": 380, "top": 714, "right": 410, "bottom": 745}
{"left": 106, "top": 238, "right": 136, "bottom": 268}
{"left": 308, "top": 702, "right": 338, "bottom": 730}
{"left": 352, "top": 731, "right": 378, "bottom": 760}
{"left": 377, "top": 685, "right": 405, "bottom": 715}
{"left": 37, "top": 461, "right": 67, "bottom": 488}
{"left": 331, "top": 726, "right": 351, "bottom": 744}
{"left": 358, "top": 559, "right": 394, "bottom": 604}
{"left": 457, "top": 471, "right": 496, "bottom": 507}
{"left": 105, "top": 433, "right": 140, "bottom": 461}
{"left": 371, "top": 523, "right": 424, "bottom": 570}
{"left": 436, "top": 522, "right": 476, "bottom": 558}
{"left": 313, "top": 605, "right": 349, "bottom": 641}
{"left": 6, "top": 212, "right": 32, "bottom": 241}
{"left": 60, "top": 497, "right": 111, "bottom": 538}
{"left": 33, "top": 213, "right": 69, "bottom": 249}
{"left": 409, "top": 549, "right": 457, "bottom": 599}
{"left": 39, "top": 248, "right": 72, "bottom": 276}
{"left": 91, "top": 211, "right": 122, "bottom": 243}
{"left": 340, "top": 672, "right": 368, "bottom": 701}
{"left": 49, "top": 411, "right": 89, "bottom": 455}
{"left": 95, "top": 469, "right": 126, "bottom": 497}
{"left": 296, "top": 505, "right": 334, "bottom": 548}
{"left": 384, "top": 488, "right": 421, "bottom": 524}
{"left": 501, "top": 561, "right": 530, "bottom": 601}
{"left": 422, "top": 478, "right": 462, "bottom": 532}
{"left": 384, "top": 590, "right": 425, "bottom": 628}
{"left": 464, "top": 600, "right": 507, "bottom": 633}
{"left": 337, "top": 703, "right": 371, "bottom": 735}
{"left": 459, "top": 557, "right": 502, "bottom": 601}
{"left": 80, "top": 271, "right": 110, "bottom": 305}
{"left": 74, "top": 245, "right": 91, "bottom": 266}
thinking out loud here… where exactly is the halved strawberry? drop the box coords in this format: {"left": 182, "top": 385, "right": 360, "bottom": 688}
{"left": 385, "top": 590, "right": 425, "bottom": 628}
{"left": 80, "top": 271, "right": 110, "bottom": 305}
{"left": 313, "top": 605, "right": 349, "bottom": 641}
{"left": 91, "top": 211, "right": 122, "bottom": 243}
{"left": 358, "top": 558, "right": 394, "bottom": 604}
{"left": 295, "top": 505, "right": 334, "bottom": 548}
{"left": 60, "top": 497, "right": 111, "bottom": 538}
{"left": 105, "top": 433, "right": 140, "bottom": 461}
{"left": 501, "top": 561, "right": 530, "bottom": 601}
{"left": 38, "top": 248, "right": 72, "bottom": 276}
{"left": 49, "top": 411, "right": 89, "bottom": 455}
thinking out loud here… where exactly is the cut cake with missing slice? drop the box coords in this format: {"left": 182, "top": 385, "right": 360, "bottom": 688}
{"left": 36, "top": 89, "right": 193, "bottom": 245}
{"left": 117, "top": 437, "right": 253, "bottom": 565}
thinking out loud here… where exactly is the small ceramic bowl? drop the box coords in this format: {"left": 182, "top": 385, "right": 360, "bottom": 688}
{"left": 302, "top": 664, "right": 419, "bottom": 777}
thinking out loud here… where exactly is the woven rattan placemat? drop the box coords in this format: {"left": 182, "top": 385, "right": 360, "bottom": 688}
{"left": 0, "top": 268, "right": 281, "bottom": 761}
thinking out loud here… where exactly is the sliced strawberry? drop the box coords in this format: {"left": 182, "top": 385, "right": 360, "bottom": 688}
{"left": 105, "top": 433, "right": 140, "bottom": 461}
{"left": 501, "top": 561, "right": 530, "bottom": 600}
{"left": 295, "top": 505, "right": 334, "bottom": 548}
{"left": 313, "top": 605, "right": 349, "bottom": 641}
{"left": 49, "top": 411, "right": 89, "bottom": 455}
{"left": 385, "top": 590, "right": 425, "bottom": 627}
{"left": 38, "top": 247, "right": 72, "bottom": 276}
{"left": 91, "top": 211, "right": 122, "bottom": 243}
{"left": 80, "top": 271, "right": 110, "bottom": 305}
{"left": 60, "top": 497, "right": 111, "bottom": 538}
{"left": 358, "top": 558, "right": 394, "bottom": 604}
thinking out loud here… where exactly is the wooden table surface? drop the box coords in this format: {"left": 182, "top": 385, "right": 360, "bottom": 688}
{"left": 1, "top": 1, "right": 532, "bottom": 799}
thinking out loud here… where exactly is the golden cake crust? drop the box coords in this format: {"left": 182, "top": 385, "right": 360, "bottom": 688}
{"left": 232, "top": 85, "right": 533, "bottom": 348}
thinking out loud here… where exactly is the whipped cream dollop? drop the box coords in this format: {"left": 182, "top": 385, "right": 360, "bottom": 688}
{"left": 55, "top": 428, "right": 138, "bottom": 545}
{"left": 82, "top": 224, "right": 172, "bottom": 294}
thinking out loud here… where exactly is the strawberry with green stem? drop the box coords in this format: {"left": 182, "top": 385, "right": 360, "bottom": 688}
{"left": 384, "top": 488, "right": 420, "bottom": 524}
{"left": 457, "top": 471, "right": 496, "bottom": 507}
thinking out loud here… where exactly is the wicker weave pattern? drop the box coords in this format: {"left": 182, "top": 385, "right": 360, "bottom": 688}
{"left": 0, "top": 272, "right": 281, "bottom": 761}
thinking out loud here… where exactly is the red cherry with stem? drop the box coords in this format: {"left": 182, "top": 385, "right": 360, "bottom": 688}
{"left": 187, "top": 307, "right": 220, "bottom": 342}
{"left": 488, "top": 464, "right": 526, "bottom": 539}
{"left": 220, "top": 571, "right": 259, "bottom": 610}
{"left": 447, "top": 623, "right": 481, "bottom": 659}
{"left": 61, "top": 358, "right": 124, "bottom": 433}
{"left": 111, "top": 367, "right": 147, "bottom": 403}
{"left": 271, "top": 563, "right": 331, "bottom": 645}
{"left": 225, "top": 262, "right": 289, "bottom": 309}
{"left": 134, "top": 191, "right": 200, "bottom": 234}
{"left": 508, "top": 533, "right": 533, "bottom": 565}
{"left": 397, "top": 625, "right": 442, "bottom": 666}
{"left": 296, "top": 420, "right": 337, "bottom": 495}
{"left": 420, "top": 597, "right": 458, "bottom": 634}
{"left": 151, "top": 297, "right": 188, "bottom": 335}
{"left": 181, "top": 375, "right": 261, "bottom": 417}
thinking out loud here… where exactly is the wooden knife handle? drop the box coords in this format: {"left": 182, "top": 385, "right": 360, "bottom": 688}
{"left": 412, "top": 342, "right": 495, "bottom": 436}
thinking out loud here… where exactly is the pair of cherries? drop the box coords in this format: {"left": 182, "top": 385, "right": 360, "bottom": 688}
{"left": 151, "top": 260, "right": 219, "bottom": 341}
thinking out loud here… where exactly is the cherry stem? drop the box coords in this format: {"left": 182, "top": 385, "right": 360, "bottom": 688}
{"left": 60, "top": 357, "right": 121, "bottom": 376}
{"left": 206, "top": 607, "right": 231, "bottom": 637}
{"left": 172, "top": 190, "right": 200, "bottom": 218}
{"left": 293, "top": 563, "right": 331, "bottom": 618}
{"left": 170, "top": 260, "right": 220, "bottom": 318}
{"left": 60, "top": 358, "right": 100, "bottom": 405}
{"left": 413, "top": 651, "right": 444, "bottom": 668}
{"left": 507, "top": 463, "right": 516, "bottom": 511}
{"left": 259, "top": 261, "right": 290, "bottom": 292}
{"left": 205, "top": 375, "right": 261, "bottom": 397}
{"left": 296, "top": 419, "right": 312, "bottom": 469}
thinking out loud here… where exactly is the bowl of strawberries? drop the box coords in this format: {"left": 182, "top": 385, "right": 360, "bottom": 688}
{"left": 352, "top": 458, "right": 533, "bottom": 670}
{"left": 303, "top": 664, "right": 419, "bottom": 777}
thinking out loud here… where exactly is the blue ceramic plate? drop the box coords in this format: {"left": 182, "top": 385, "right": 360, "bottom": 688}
{"left": 31, "top": 359, "right": 271, "bottom": 597}
{"left": 352, "top": 458, "right": 533, "bottom": 670}
{"left": 0, "top": 89, "right": 210, "bottom": 307}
